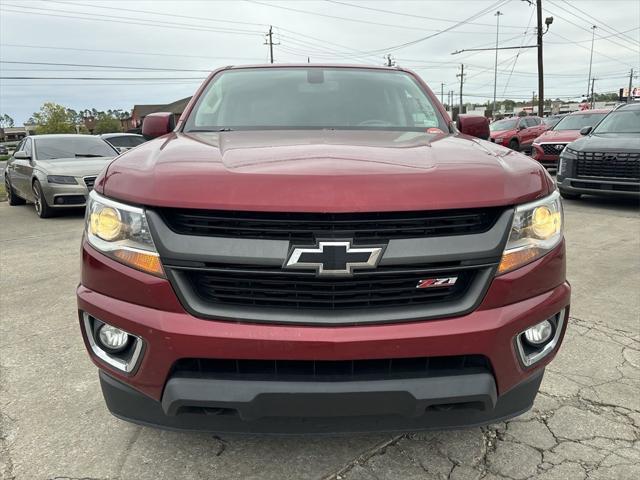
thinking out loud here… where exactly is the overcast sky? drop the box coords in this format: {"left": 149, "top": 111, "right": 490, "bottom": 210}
{"left": 1, "top": 0, "right": 638, "bottom": 124}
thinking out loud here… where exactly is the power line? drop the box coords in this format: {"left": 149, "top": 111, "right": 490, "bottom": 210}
{"left": 246, "top": 0, "right": 513, "bottom": 35}
{"left": 323, "top": 0, "right": 530, "bottom": 30}
{"left": 0, "top": 43, "right": 265, "bottom": 62}
{"left": 48, "top": 0, "right": 268, "bottom": 28}
{"left": 559, "top": 0, "right": 640, "bottom": 46}
{"left": 545, "top": 2, "right": 639, "bottom": 54}
{"left": 360, "top": 0, "right": 511, "bottom": 55}
{"left": 0, "top": 76, "right": 205, "bottom": 80}
{"left": 0, "top": 5, "right": 264, "bottom": 37}
{"left": 0, "top": 60, "right": 214, "bottom": 73}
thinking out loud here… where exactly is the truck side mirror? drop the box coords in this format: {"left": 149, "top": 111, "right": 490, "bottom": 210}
{"left": 457, "top": 115, "right": 490, "bottom": 140}
{"left": 579, "top": 126, "right": 592, "bottom": 136}
{"left": 142, "top": 112, "right": 175, "bottom": 140}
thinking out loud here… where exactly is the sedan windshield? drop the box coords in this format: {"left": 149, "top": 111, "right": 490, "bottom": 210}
{"left": 553, "top": 112, "right": 607, "bottom": 131}
{"left": 184, "top": 67, "right": 446, "bottom": 132}
{"left": 35, "top": 136, "right": 116, "bottom": 160}
{"left": 592, "top": 109, "right": 640, "bottom": 134}
{"left": 489, "top": 118, "right": 518, "bottom": 131}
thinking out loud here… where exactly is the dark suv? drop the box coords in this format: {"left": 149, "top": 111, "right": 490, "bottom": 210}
{"left": 557, "top": 103, "right": 640, "bottom": 199}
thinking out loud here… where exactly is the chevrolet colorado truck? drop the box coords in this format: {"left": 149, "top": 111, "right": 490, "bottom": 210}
{"left": 78, "top": 65, "right": 570, "bottom": 434}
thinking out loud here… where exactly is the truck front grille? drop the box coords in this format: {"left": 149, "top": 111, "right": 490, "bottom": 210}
{"left": 159, "top": 208, "right": 501, "bottom": 243}
{"left": 172, "top": 355, "right": 491, "bottom": 382}
{"left": 183, "top": 265, "right": 474, "bottom": 310}
{"left": 576, "top": 152, "right": 640, "bottom": 180}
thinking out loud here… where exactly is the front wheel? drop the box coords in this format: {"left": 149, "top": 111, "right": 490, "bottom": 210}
{"left": 508, "top": 139, "right": 520, "bottom": 151}
{"left": 5, "top": 175, "right": 26, "bottom": 206}
{"left": 559, "top": 189, "right": 581, "bottom": 200}
{"left": 32, "top": 179, "right": 54, "bottom": 218}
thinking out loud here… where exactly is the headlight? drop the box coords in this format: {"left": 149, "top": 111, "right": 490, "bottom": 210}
{"left": 497, "top": 191, "right": 563, "bottom": 274}
{"left": 558, "top": 147, "right": 577, "bottom": 176}
{"left": 86, "top": 191, "right": 164, "bottom": 277}
{"left": 47, "top": 175, "right": 77, "bottom": 184}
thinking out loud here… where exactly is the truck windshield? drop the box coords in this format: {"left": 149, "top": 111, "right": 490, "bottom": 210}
{"left": 184, "top": 67, "right": 446, "bottom": 132}
{"left": 489, "top": 118, "right": 518, "bottom": 131}
{"left": 592, "top": 109, "right": 640, "bottom": 134}
{"left": 552, "top": 112, "right": 607, "bottom": 131}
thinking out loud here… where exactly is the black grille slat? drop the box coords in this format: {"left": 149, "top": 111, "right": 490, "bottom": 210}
{"left": 83, "top": 176, "right": 96, "bottom": 190}
{"left": 541, "top": 143, "right": 566, "bottom": 156}
{"left": 159, "top": 208, "right": 501, "bottom": 242}
{"left": 576, "top": 152, "right": 640, "bottom": 180}
{"left": 172, "top": 355, "right": 491, "bottom": 382}
{"left": 184, "top": 267, "right": 474, "bottom": 310}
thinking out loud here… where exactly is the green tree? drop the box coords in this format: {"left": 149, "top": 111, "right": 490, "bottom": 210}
{"left": 32, "top": 102, "right": 76, "bottom": 134}
{"left": 0, "top": 114, "right": 15, "bottom": 128}
{"left": 93, "top": 113, "right": 122, "bottom": 134}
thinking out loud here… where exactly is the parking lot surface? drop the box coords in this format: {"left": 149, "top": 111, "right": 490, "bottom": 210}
{"left": 1, "top": 196, "right": 639, "bottom": 480}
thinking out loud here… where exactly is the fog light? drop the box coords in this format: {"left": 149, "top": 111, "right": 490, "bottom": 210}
{"left": 97, "top": 324, "right": 129, "bottom": 353}
{"left": 523, "top": 320, "right": 553, "bottom": 345}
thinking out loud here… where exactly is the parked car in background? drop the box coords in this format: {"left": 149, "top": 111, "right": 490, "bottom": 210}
{"left": 0, "top": 145, "right": 8, "bottom": 155}
{"left": 542, "top": 114, "right": 566, "bottom": 129}
{"left": 4, "top": 134, "right": 117, "bottom": 217}
{"left": 531, "top": 109, "right": 610, "bottom": 169}
{"left": 100, "top": 133, "right": 146, "bottom": 153}
{"left": 557, "top": 102, "right": 640, "bottom": 199}
{"left": 489, "top": 116, "right": 548, "bottom": 152}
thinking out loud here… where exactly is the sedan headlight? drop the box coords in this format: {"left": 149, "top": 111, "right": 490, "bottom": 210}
{"left": 85, "top": 191, "right": 164, "bottom": 277}
{"left": 498, "top": 191, "right": 563, "bottom": 274}
{"left": 47, "top": 175, "right": 77, "bottom": 184}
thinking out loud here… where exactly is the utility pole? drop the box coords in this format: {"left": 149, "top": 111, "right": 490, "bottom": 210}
{"left": 492, "top": 11, "right": 503, "bottom": 115}
{"left": 264, "top": 26, "right": 277, "bottom": 64}
{"left": 627, "top": 68, "right": 634, "bottom": 103}
{"left": 535, "top": 0, "right": 544, "bottom": 117}
{"left": 590, "top": 78, "right": 595, "bottom": 108}
{"left": 457, "top": 64, "right": 465, "bottom": 118}
{"left": 586, "top": 26, "right": 596, "bottom": 101}
{"left": 441, "top": 83, "right": 445, "bottom": 105}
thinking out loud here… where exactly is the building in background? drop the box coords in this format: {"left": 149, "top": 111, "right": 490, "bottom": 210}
{"left": 122, "top": 96, "right": 192, "bottom": 132}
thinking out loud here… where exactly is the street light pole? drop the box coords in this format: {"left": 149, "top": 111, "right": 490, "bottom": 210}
{"left": 492, "top": 11, "right": 503, "bottom": 115}
{"left": 586, "top": 25, "right": 596, "bottom": 101}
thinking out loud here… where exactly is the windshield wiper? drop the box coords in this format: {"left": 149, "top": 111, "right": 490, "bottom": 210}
{"left": 75, "top": 153, "right": 104, "bottom": 157}
{"left": 188, "top": 128, "right": 234, "bottom": 132}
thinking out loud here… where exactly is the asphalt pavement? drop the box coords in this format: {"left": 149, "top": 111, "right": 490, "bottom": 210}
{"left": 1, "top": 196, "right": 639, "bottom": 480}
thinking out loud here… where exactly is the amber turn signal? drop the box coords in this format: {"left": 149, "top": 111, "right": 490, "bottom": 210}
{"left": 113, "top": 249, "right": 165, "bottom": 277}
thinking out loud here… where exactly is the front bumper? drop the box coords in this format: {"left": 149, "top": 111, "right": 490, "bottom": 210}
{"left": 99, "top": 367, "right": 544, "bottom": 434}
{"left": 41, "top": 179, "right": 91, "bottom": 207}
{"left": 78, "top": 238, "right": 569, "bottom": 433}
{"left": 557, "top": 176, "right": 640, "bottom": 197}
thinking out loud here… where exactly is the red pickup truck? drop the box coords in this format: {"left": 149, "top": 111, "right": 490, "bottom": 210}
{"left": 78, "top": 65, "right": 569, "bottom": 433}
{"left": 490, "top": 116, "right": 548, "bottom": 153}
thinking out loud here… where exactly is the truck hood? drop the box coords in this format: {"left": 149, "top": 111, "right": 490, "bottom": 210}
{"left": 100, "top": 130, "right": 553, "bottom": 212}
{"left": 37, "top": 157, "right": 114, "bottom": 177}
{"left": 534, "top": 130, "right": 580, "bottom": 144}
{"left": 568, "top": 133, "right": 640, "bottom": 153}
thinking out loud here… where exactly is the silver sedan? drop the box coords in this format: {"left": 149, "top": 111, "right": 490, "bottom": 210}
{"left": 4, "top": 134, "right": 117, "bottom": 218}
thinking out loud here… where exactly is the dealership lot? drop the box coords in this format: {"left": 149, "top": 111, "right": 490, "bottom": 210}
{"left": 0, "top": 196, "right": 639, "bottom": 480}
